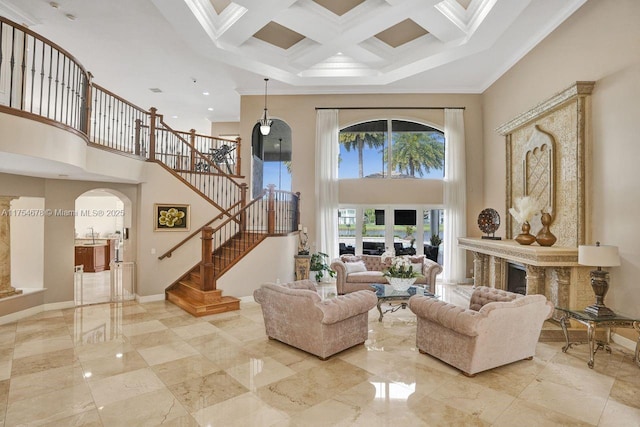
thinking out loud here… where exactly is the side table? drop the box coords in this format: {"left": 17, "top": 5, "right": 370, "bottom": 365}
{"left": 294, "top": 255, "right": 310, "bottom": 280}
{"left": 556, "top": 307, "right": 640, "bottom": 369}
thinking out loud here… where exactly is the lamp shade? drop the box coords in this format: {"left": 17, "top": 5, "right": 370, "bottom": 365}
{"left": 578, "top": 244, "right": 620, "bottom": 267}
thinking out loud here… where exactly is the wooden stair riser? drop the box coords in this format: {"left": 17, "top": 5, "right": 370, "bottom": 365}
{"left": 176, "top": 282, "right": 222, "bottom": 304}
{"left": 166, "top": 290, "right": 240, "bottom": 317}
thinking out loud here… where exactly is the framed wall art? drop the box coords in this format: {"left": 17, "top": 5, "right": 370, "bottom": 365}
{"left": 154, "top": 204, "right": 190, "bottom": 231}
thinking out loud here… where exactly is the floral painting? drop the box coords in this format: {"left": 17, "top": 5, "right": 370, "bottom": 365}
{"left": 154, "top": 204, "right": 189, "bottom": 231}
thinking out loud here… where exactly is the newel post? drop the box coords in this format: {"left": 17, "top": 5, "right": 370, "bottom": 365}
{"left": 200, "top": 226, "right": 215, "bottom": 291}
{"left": 189, "top": 129, "right": 197, "bottom": 171}
{"left": 235, "top": 137, "right": 242, "bottom": 176}
{"left": 149, "top": 107, "right": 157, "bottom": 160}
{"left": 267, "top": 184, "right": 276, "bottom": 235}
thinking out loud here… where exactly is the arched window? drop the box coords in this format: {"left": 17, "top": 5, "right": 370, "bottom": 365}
{"left": 339, "top": 119, "right": 444, "bottom": 179}
{"left": 251, "top": 119, "right": 292, "bottom": 196}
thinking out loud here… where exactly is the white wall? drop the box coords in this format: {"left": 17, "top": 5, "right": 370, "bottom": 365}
{"left": 74, "top": 195, "right": 124, "bottom": 238}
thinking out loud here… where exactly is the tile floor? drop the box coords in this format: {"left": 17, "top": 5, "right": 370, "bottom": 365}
{"left": 1, "top": 283, "right": 639, "bottom": 426}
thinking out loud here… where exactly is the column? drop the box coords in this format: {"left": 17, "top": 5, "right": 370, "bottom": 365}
{"left": 0, "top": 196, "right": 23, "bottom": 298}
{"left": 525, "top": 265, "right": 545, "bottom": 295}
{"left": 472, "top": 252, "right": 484, "bottom": 287}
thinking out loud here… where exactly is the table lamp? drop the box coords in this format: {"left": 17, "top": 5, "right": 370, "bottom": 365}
{"left": 578, "top": 241, "right": 620, "bottom": 317}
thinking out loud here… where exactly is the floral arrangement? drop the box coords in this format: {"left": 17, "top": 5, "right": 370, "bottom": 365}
{"left": 508, "top": 196, "right": 541, "bottom": 224}
{"left": 383, "top": 256, "right": 422, "bottom": 279}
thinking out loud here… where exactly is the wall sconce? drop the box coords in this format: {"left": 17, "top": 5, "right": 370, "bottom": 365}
{"left": 578, "top": 241, "right": 620, "bottom": 317}
{"left": 258, "top": 78, "right": 272, "bottom": 135}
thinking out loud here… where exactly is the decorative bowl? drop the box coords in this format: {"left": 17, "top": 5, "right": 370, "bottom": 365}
{"left": 388, "top": 277, "right": 417, "bottom": 292}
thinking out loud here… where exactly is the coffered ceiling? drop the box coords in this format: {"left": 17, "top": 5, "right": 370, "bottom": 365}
{"left": 0, "top": 0, "right": 586, "bottom": 134}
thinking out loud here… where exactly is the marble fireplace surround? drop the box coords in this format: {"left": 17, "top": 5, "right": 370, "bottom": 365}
{"left": 458, "top": 238, "right": 592, "bottom": 319}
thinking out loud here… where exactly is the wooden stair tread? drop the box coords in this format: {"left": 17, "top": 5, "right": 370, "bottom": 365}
{"left": 166, "top": 288, "right": 240, "bottom": 317}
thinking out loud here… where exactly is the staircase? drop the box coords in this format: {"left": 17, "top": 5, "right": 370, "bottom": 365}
{"left": 165, "top": 231, "right": 266, "bottom": 316}
{"left": 0, "top": 16, "right": 300, "bottom": 317}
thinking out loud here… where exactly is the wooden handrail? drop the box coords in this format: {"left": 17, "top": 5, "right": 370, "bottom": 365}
{"left": 158, "top": 187, "right": 266, "bottom": 260}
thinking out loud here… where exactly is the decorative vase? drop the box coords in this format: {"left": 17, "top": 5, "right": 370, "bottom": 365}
{"left": 515, "top": 221, "right": 536, "bottom": 245}
{"left": 536, "top": 212, "right": 557, "bottom": 246}
{"left": 388, "top": 277, "right": 416, "bottom": 291}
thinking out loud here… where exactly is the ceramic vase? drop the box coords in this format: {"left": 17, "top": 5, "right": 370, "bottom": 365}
{"left": 515, "top": 221, "right": 536, "bottom": 245}
{"left": 536, "top": 212, "right": 557, "bottom": 246}
{"left": 388, "top": 277, "right": 416, "bottom": 291}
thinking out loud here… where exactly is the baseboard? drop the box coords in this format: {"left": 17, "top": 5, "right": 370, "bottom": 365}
{"left": 43, "top": 300, "right": 75, "bottom": 310}
{"left": 137, "top": 293, "right": 165, "bottom": 303}
{"left": 239, "top": 295, "right": 255, "bottom": 303}
{"left": 612, "top": 333, "right": 636, "bottom": 352}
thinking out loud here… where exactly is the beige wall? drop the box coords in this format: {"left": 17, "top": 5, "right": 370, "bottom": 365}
{"left": 210, "top": 121, "right": 240, "bottom": 139}
{"left": 240, "top": 93, "right": 484, "bottom": 256}
{"left": 483, "top": 0, "right": 640, "bottom": 328}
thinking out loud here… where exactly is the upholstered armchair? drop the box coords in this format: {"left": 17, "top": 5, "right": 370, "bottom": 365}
{"left": 253, "top": 280, "right": 377, "bottom": 360}
{"left": 408, "top": 286, "right": 553, "bottom": 376}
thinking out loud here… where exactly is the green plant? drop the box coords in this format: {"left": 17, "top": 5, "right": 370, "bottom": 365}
{"left": 430, "top": 234, "right": 442, "bottom": 246}
{"left": 309, "top": 252, "right": 336, "bottom": 282}
{"left": 383, "top": 257, "right": 421, "bottom": 279}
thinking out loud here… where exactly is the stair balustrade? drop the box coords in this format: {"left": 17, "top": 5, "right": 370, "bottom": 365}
{"left": 0, "top": 16, "right": 301, "bottom": 314}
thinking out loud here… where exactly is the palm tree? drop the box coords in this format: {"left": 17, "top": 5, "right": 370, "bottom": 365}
{"left": 392, "top": 132, "right": 444, "bottom": 177}
{"left": 339, "top": 132, "right": 385, "bottom": 178}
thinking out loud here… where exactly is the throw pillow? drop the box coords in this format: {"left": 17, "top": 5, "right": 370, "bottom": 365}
{"left": 411, "top": 262, "right": 423, "bottom": 275}
{"left": 345, "top": 261, "right": 367, "bottom": 274}
{"left": 341, "top": 255, "right": 362, "bottom": 263}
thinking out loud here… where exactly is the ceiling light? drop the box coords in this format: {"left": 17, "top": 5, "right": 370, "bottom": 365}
{"left": 65, "top": 14, "right": 76, "bottom": 21}
{"left": 49, "top": 2, "right": 60, "bottom": 9}
{"left": 207, "top": 107, "right": 214, "bottom": 111}
{"left": 172, "top": 115, "right": 178, "bottom": 119}
{"left": 202, "top": 91, "right": 209, "bottom": 96}
{"left": 258, "top": 78, "right": 272, "bottom": 136}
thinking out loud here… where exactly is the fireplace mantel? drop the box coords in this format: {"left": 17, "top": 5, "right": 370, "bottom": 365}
{"left": 458, "top": 238, "right": 578, "bottom": 267}
{"left": 458, "top": 237, "right": 591, "bottom": 316}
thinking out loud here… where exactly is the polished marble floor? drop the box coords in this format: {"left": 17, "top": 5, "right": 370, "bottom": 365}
{"left": 1, "top": 283, "right": 639, "bottom": 426}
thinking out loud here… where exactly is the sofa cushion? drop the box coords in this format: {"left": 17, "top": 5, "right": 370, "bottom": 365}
{"left": 345, "top": 261, "right": 367, "bottom": 274}
{"left": 341, "top": 255, "right": 362, "bottom": 263}
{"left": 347, "top": 271, "right": 385, "bottom": 283}
{"left": 410, "top": 262, "right": 423, "bottom": 274}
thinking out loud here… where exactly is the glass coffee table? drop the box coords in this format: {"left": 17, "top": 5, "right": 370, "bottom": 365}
{"left": 371, "top": 283, "right": 436, "bottom": 321}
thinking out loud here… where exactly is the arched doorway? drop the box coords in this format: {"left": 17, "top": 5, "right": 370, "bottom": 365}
{"left": 73, "top": 188, "right": 133, "bottom": 305}
{"left": 251, "top": 119, "right": 292, "bottom": 197}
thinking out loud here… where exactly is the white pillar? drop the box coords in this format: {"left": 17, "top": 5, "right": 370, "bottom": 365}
{"left": 0, "top": 196, "right": 23, "bottom": 298}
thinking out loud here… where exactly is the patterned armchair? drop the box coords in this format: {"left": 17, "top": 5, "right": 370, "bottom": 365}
{"left": 408, "top": 286, "right": 553, "bottom": 376}
{"left": 253, "top": 280, "right": 377, "bottom": 359}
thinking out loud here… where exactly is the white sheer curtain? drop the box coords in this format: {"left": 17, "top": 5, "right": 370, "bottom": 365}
{"left": 315, "top": 109, "right": 339, "bottom": 260}
{"left": 443, "top": 108, "right": 467, "bottom": 283}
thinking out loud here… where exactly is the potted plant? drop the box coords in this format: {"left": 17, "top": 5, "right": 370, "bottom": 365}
{"left": 426, "top": 234, "right": 442, "bottom": 262}
{"left": 310, "top": 252, "right": 336, "bottom": 282}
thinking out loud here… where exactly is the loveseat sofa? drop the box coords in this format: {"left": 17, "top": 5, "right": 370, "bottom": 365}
{"left": 330, "top": 254, "right": 442, "bottom": 295}
{"left": 408, "top": 286, "right": 553, "bottom": 376}
{"left": 253, "top": 279, "right": 377, "bottom": 359}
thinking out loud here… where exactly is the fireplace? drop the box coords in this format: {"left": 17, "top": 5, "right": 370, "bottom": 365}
{"left": 507, "top": 262, "right": 526, "bottom": 295}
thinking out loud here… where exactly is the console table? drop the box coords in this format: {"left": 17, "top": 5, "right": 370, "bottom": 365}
{"left": 556, "top": 307, "right": 640, "bottom": 369}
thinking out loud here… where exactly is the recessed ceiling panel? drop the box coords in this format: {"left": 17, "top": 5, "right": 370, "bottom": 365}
{"left": 253, "top": 21, "right": 306, "bottom": 50}
{"left": 312, "top": 0, "right": 365, "bottom": 16}
{"left": 209, "top": 0, "right": 232, "bottom": 14}
{"left": 456, "top": 0, "right": 472, "bottom": 9}
{"left": 374, "top": 19, "right": 429, "bottom": 48}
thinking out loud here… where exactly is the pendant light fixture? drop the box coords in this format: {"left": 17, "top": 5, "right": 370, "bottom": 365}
{"left": 258, "top": 78, "right": 273, "bottom": 135}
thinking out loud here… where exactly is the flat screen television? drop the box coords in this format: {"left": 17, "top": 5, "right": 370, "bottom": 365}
{"left": 394, "top": 209, "right": 416, "bottom": 225}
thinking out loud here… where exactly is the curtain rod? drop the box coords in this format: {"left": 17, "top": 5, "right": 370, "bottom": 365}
{"left": 314, "top": 106, "right": 465, "bottom": 110}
